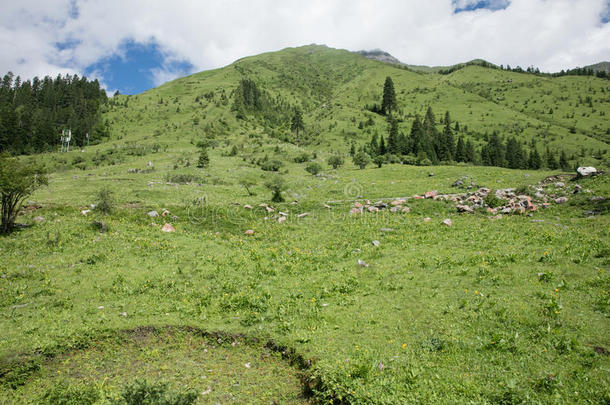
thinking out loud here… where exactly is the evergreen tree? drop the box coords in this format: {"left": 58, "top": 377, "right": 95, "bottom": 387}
{"left": 455, "top": 136, "right": 466, "bottom": 162}
{"left": 546, "top": 147, "right": 559, "bottom": 170}
{"left": 528, "top": 147, "right": 542, "bottom": 169}
{"left": 481, "top": 132, "right": 505, "bottom": 167}
{"left": 290, "top": 108, "right": 304, "bottom": 146}
{"left": 559, "top": 150, "right": 569, "bottom": 171}
{"left": 197, "top": 147, "right": 210, "bottom": 168}
{"left": 464, "top": 139, "right": 476, "bottom": 163}
{"left": 439, "top": 111, "right": 455, "bottom": 161}
{"left": 381, "top": 76, "right": 397, "bottom": 115}
{"left": 505, "top": 137, "right": 525, "bottom": 169}
{"left": 369, "top": 133, "right": 379, "bottom": 157}
{"left": 378, "top": 135, "right": 387, "bottom": 155}
{"left": 387, "top": 118, "right": 399, "bottom": 154}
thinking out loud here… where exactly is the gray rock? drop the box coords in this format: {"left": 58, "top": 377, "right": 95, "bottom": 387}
{"left": 371, "top": 240, "right": 380, "bottom": 246}
{"left": 33, "top": 216, "right": 45, "bottom": 223}
{"left": 554, "top": 197, "right": 568, "bottom": 204}
{"left": 442, "top": 219, "right": 452, "bottom": 227}
{"left": 456, "top": 205, "right": 474, "bottom": 213}
{"left": 380, "top": 228, "right": 394, "bottom": 232}
{"left": 357, "top": 259, "right": 369, "bottom": 267}
{"left": 148, "top": 210, "right": 159, "bottom": 217}
{"left": 577, "top": 166, "right": 596, "bottom": 177}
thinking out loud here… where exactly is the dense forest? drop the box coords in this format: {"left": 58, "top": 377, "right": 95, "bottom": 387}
{"left": 0, "top": 72, "right": 108, "bottom": 154}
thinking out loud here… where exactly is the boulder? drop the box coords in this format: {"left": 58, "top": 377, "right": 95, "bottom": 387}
{"left": 442, "top": 219, "right": 452, "bottom": 227}
{"left": 161, "top": 223, "right": 175, "bottom": 232}
{"left": 244, "top": 204, "right": 253, "bottom": 209}
{"left": 424, "top": 190, "right": 438, "bottom": 199}
{"left": 81, "top": 209, "right": 91, "bottom": 215}
{"left": 456, "top": 205, "right": 474, "bottom": 213}
{"left": 277, "top": 216, "right": 286, "bottom": 224}
{"left": 423, "top": 217, "right": 432, "bottom": 222}
{"left": 244, "top": 229, "right": 254, "bottom": 235}
{"left": 371, "top": 240, "right": 380, "bottom": 247}
{"left": 357, "top": 259, "right": 369, "bottom": 267}
{"left": 577, "top": 166, "right": 596, "bottom": 177}
{"left": 554, "top": 197, "right": 568, "bottom": 204}
{"left": 148, "top": 210, "right": 159, "bottom": 217}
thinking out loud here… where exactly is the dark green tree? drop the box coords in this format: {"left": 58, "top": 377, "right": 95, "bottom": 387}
{"left": 327, "top": 155, "right": 344, "bottom": 169}
{"left": 352, "top": 150, "right": 371, "bottom": 169}
{"left": 381, "top": 76, "right": 397, "bottom": 115}
{"left": 373, "top": 155, "right": 385, "bottom": 168}
{"left": 528, "top": 147, "right": 542, "bottom": 169}
{"left": 265, "top": 175, "right": 287, "bottom": 203}
{"left": 559, "top": 150, "right": 569, "bottom": 171}
{"left": 291, "top": 108, "right": 304, "bottom": 147}
{"left": 455, "top": 136, "right": 466, "bottom": 162}
{"left": 197, "top": 147, "right": 210, "bottom": 168}
{"left": 378, "top": 135, "right": 387, "bottom": 155}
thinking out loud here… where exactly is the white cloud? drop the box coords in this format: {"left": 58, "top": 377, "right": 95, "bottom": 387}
{"left": 1, "top": 0, "right": 608, "bottom": 90}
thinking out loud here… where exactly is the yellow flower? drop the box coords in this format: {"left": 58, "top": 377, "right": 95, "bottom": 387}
{"left": 474, "top": 290, "right": 479, "bottom": 295}
{"left": 401, "top": 343, "right": 407, "bottom": 349}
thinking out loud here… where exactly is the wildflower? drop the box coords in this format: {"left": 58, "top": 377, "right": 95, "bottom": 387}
{"left": 474, "top": 290, "right": 479, "bottom": 295}
{"left": 401, "top": 343, "right": 407, "bottom": 349}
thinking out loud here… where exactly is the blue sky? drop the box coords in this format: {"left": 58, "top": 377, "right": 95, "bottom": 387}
{"left": 83, "top": 41, "right": 194, "bottom": 95}
{"left": 1, "top": 0, "right": 608, "bottom": 96}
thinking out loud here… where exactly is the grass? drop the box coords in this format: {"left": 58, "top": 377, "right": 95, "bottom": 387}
{"left": 1, "top": 45, "right": 609, "bottom": 403}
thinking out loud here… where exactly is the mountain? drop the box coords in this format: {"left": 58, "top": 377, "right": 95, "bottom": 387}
{"left": 356, "top": 49, "right": 406, "bottom": 66}
{"left": 584, "top": 61, "right": 610, "bottom": 73}
{"left": 96, "top": 44, "right": 607, "bottom": 172}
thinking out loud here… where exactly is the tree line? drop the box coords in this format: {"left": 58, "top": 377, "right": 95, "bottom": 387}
{"left": 0, "top": 71, "right": 108, "bottom": 154}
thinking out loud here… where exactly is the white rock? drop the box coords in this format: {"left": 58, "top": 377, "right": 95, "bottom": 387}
{"left": 577, "top": 166, "right": 597, "bottom": 177}
{"left": 148, "top": 210, "right": 159, "bottom": 217}
{"left": 81, "top": 209, "right": 91, "bottom": 215}
{"left": 442, "top": 218, "right": 452, "bottom": 227}
{"left": 357, "top": 259, "right": 369, "bottom": 267}
{"left": 371, "top": 240, "right": 380, "bottom": 246}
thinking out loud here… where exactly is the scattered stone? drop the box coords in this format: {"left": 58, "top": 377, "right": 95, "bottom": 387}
{"left": 554, "top": 197, "right": 568, "bottom": 204}
{"left": 148, "top": 210, "right": 159, "bottom": 217}
{"left": 371, "top": 240, "right": 380, "bottom": 247}
{"left": 555, "top": 182, "right": 565, "bottom": 188}
{"left": 265, "top": 206, "right": 275, "bottom": 213}
{"left": 279, "top": 211, "right": 289, "bottom": 216}
{"left": 452, "top": 179, "right": 465, "bottom": 187}
{"left": 147, "top": 161, "right": 153, "bottom": 167}
{"left": 244, "top": 362, "right": 251, "bottom": 368}
{"left": 161, "top": 210, "right": 170, "bottom": 217}
{"left": 297, "top": 212, "right": 309, "bottom": 218}
{"left": 428, "top": 172, "right": 434, "bottom": 177}
{"left": 442, "top": 219, "right": 452, "bottom": 227}
{"left": 161, "top": 223, "right": 176, "bottom": 232}
{"left": 81, "top": 209, "right": 91, "bottom": 215}
{"left": 33, "top": 216, "right": 45, "bottom": 223}
{"left": 423, "top": 217, "right": 432, "bottom": 222}
{"left": 354, "top": 202, "right": 363, "bottom": 208}
{"left": 277, "top": 216, "right": 286, "bottom": 224}
{"left": 573, "top": 184, "right": 582, "bottom": 194}
{"left": 531, "top": 219, "right": 545, "bottom": 223}
{"left": 367, "top": 206, "right": 379, "bottom": 213}
{"left": 120, "top": 312, "right": 127, "bottom": 317}
{"left": 244, "top": 204, "right": 253, "bottom": 209}
{"left": 391, "top": 199, "right": 406, "bottom": 206}
{"left": 244, "top": 229, "right": 254, "bottom": 235}
{"left": 380, "top": 228, "right": 394, "bottom": 232}
{"left": 577, "top": 166, "right": 597, "bottom": 177}
{"left": 357, "top": 259, "right": 369, "bottom": 267}
{"left": 97, "top": 306, "right": 104, "bottom": 309}
{"left": 401, "top": 207, "right": 411, "bottom": 213}
{"left": 323, "top": 204, "right": 332, "bottom": 209}
{"left": 456, "top": 205, "right": 474, "bottom": 213}
{"left": 349, "top": 208, "right": 362, "bottom": 215}
{"left": 425, "top": 190, "right": 438, "bottom": 199}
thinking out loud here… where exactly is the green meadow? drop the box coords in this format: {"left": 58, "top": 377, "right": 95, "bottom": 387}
{"left": 1, "top": 45, "right": 609, "bottom": 404}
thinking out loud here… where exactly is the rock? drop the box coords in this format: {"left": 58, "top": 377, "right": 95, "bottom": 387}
{"left": 428, "top": 172, "right": 434, "bottom": 177}
{"left": 277, "top": 216, "right": 286, "bottom": 224}
{"left": 367, "top": 206, "right": 379, "bottom": 213}
{"left": 554, "top": 197, "right": 568, "bottom": 204}
{"left": 423, "top": 217, "right": 432, "bottom": 222}
{"left": 555, "top": 182, "right": 565, "bottom": 188}
{"left": 323, "top": 204, "right": 332, "bottom": 209}
{"left": 279, "top": 211, "right": 289, "bottom": 216}
{"left": 424, "top": 190, "right": 438, "bottom": 199}
{"left": 371, "top": 240, "right": 380, "bottom": 247}
{"left": 456, "top": 205, "right": 474, "bottom": 213}
{"left": 120, "top": 312, "right": 127, "bottom": 317}
{"left": 258, "top": 203, "right": 268, "bottom": 208}
{"left": 542, "top": 203, "right": 552, "bottom": 209}
{"left": 490, "top": 214, "right": 503, "bottom": 220}
{"left": 380, "top": 228, "right": 394, "bottom": 232}
{"left": 148, "top": 210, "right": 159, "bottom": 217}
{"left": 161, "top": 209, "right": 170, "bottom": 217}
{"left": 501, "top": 207, "right": 512, "bottom": 214}
{"left": 147, "top": 161, "right": 153, "bottom": 167}
{"left": 265, "top": 206, "right": 275, "bottom": 213}
{"left": 244, "top": 204, "right": 253, "bottom": 209}
{"left": 81, "top": 209, "right": 91, "bottom": 215}
{"left": 357, "top": 259, "right": 369, "bottom": 267}
{"left": 573, "top": 184, "right": 582, "bottom": 194}
{"left": 349, "top": 208, "right": 362, "bottom": 215}
{"left": 33, "top": 216, "right": 45, "bottom": 223}
{"left": 244, "top": 229, "right": 254, "bottom": 235}
{"left": 452, "top": 179, "right": 464, "bottom": 187}
{"left": 354, "top": 202, "right": 363, "bottom": 208}
{"left": 442, "top": 219, "right": 452, "bottom": 227}
{"left": 297, "top": 212, "right": 309, "bottom": 218}
{"left": 577, "top": 166, "right": 597, "bottom": 177}
{"left": 391, "top": 199, "right": 406, "bottom": 206}
{"left": 161, "top": 223, "right": 176, "bottom": 232}
{"left": 390, "top": 207, "right": 399, "bottom": 213}
{"left": 401, "top": 207, "right": 411, "bottom": 213}
{"left": 486, "top": 207, "right": 497, "bottom": 214}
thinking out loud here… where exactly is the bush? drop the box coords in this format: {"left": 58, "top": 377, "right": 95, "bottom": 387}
{"left": 197, "top": 148, "right": 209, "bottom": 168}
{"left": 265, "top": 175, "right": 287, "bottom": 202}
{"left": 352, "top": 151, "right": 371, "bottom": 170}
{"left": 484, "top": 190, "right": 504, "bottom": 208}
{"left": 41, "top": 382, "right": 100, "bottom": 405}
{"left": 94, "top": 187, "right": 114, "bottom": 216}
{"left": 293, "top": 152, "right": 310, "bottom": 163}
{"left": 112, "top": 379, "right": 198, "bottom": 405}
{"left": 164, "top": 173, "right": 203, "bottom": 184}
{"left": 327, "top": 155, "right": 344, "bottom": 169}
{"left": 373, "top": 155, "right": 385, "bottom": 168}
{"left": 261, "top": 160, "right": 284, "bottom": 172}
{"left": 305, "top": 162, "right": 322, "bottom": 175}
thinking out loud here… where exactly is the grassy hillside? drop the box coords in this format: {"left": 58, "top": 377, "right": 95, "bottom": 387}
{"left": 1, "top": 45, "right": 609, "bottom": 404}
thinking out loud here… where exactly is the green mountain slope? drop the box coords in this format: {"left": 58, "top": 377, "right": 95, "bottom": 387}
{"left": 99, "top": 44, "right": 608, "bottom": 171}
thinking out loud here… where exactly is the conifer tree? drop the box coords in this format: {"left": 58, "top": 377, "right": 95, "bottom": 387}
{"left": 455, "top": 136, "right": 466, "bottom": 162}
{"left": 381, "top": 76, "right": 397, "bottom": 115}
{"left": 291, "top": 108, "right": 304, "bottom": 147}
{"left": 559, "top": 150, "right": 569, "bottom": 171}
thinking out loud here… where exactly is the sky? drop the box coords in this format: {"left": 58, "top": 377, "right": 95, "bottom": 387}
{"left": 1, "top": 0, "right": 608, "bottom": 95}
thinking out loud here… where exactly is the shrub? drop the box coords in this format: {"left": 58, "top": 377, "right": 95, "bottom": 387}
{"left": 305, "top": 162, "right": 322, "bottom": 175}
{"left": 265, "top": 175, "right": 287, "bottom": 202}
{"left": 94, "top": 187, "right": 114, "bottom": 216}
{"left": 327, "top": 155, "right": 344, "bottom": 169}
{"left": 112, "top": 379, "right": 198, "bottom": 405}
{"left": 293, "top": 152, "right": 310, "bottom": 163}
{"left": 261, "top": 160, "right": 284, "bottom": 172}
{"left": 352, "top": 151, "right": 371, "bottom": 170}
{"left": 41, "top": 382, "right": 100, "bottom": 405}
{"left": 484, "top": 191, "right": 504, "bottom": 208}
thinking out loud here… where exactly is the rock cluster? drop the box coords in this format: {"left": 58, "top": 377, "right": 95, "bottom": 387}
{"left": 349, "top": 199, "right": 411, "bottom": 215}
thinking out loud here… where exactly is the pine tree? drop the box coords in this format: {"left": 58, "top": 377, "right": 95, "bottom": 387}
{"left": 197, "top": 147, "right": 210, "bottom": 168}
{"left": 559, "top": 150, "right": 569, "bottom": 171}
{"left": 369, "top": 133, "right": 379, "bottom": 157}
{"left": 455, "top": 136, "right": 466, "bottom": 162}
{"left": 381, "top": 76, "right": 397, "bottom": 115}
{"left": 465, "top": 139, "right": 476, "bottom": 163}
{"left": 387, "top": 118, "right": 399, "bottom": 154}
{"left": 378, "top": 135, "right": 386, "bottom": 155}
{"left": 439, "top": 111, "right": 455, "bottom": 161}
{"left": 528, "top": 147, "right": 542, "bottom": 169}
{"left": 291, "top": 108, "right": 304, "bottom": 147}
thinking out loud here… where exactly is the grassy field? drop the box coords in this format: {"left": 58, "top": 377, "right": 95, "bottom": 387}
{"left": 1, "top": 45, "right": 609, "bottom": 404}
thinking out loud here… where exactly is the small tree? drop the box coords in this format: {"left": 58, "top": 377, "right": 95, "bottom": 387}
{"left": 0, "top": 154, "right": 47, "bottom": 234}
{"left": 95, "top": 187, "right": 115, "bottom": 216}
{"left": 381, "top": 76, "right": 397, "bottom": 115}
{"left": 265, "top": 175, "right": 287, "bottom": 203}
{"left": 291, "top": 108, "right": 305, "bottom": 147}
{"left": 327, "top": 155, "right": 344, "bottom": 169}
{"left": 373, "top": 155, "right": 385, "bottom": 168}
{"left": 197, "top": 147, "right": 210, "bottom": 168}
{"left": 239, "top": 176, "right": 257, "bottom": 196}
{"left": 352, "top": 151, "right": 371, "bottom": 170}
{"left": 305, "top": 162, "right": 321, "bottom": 176}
